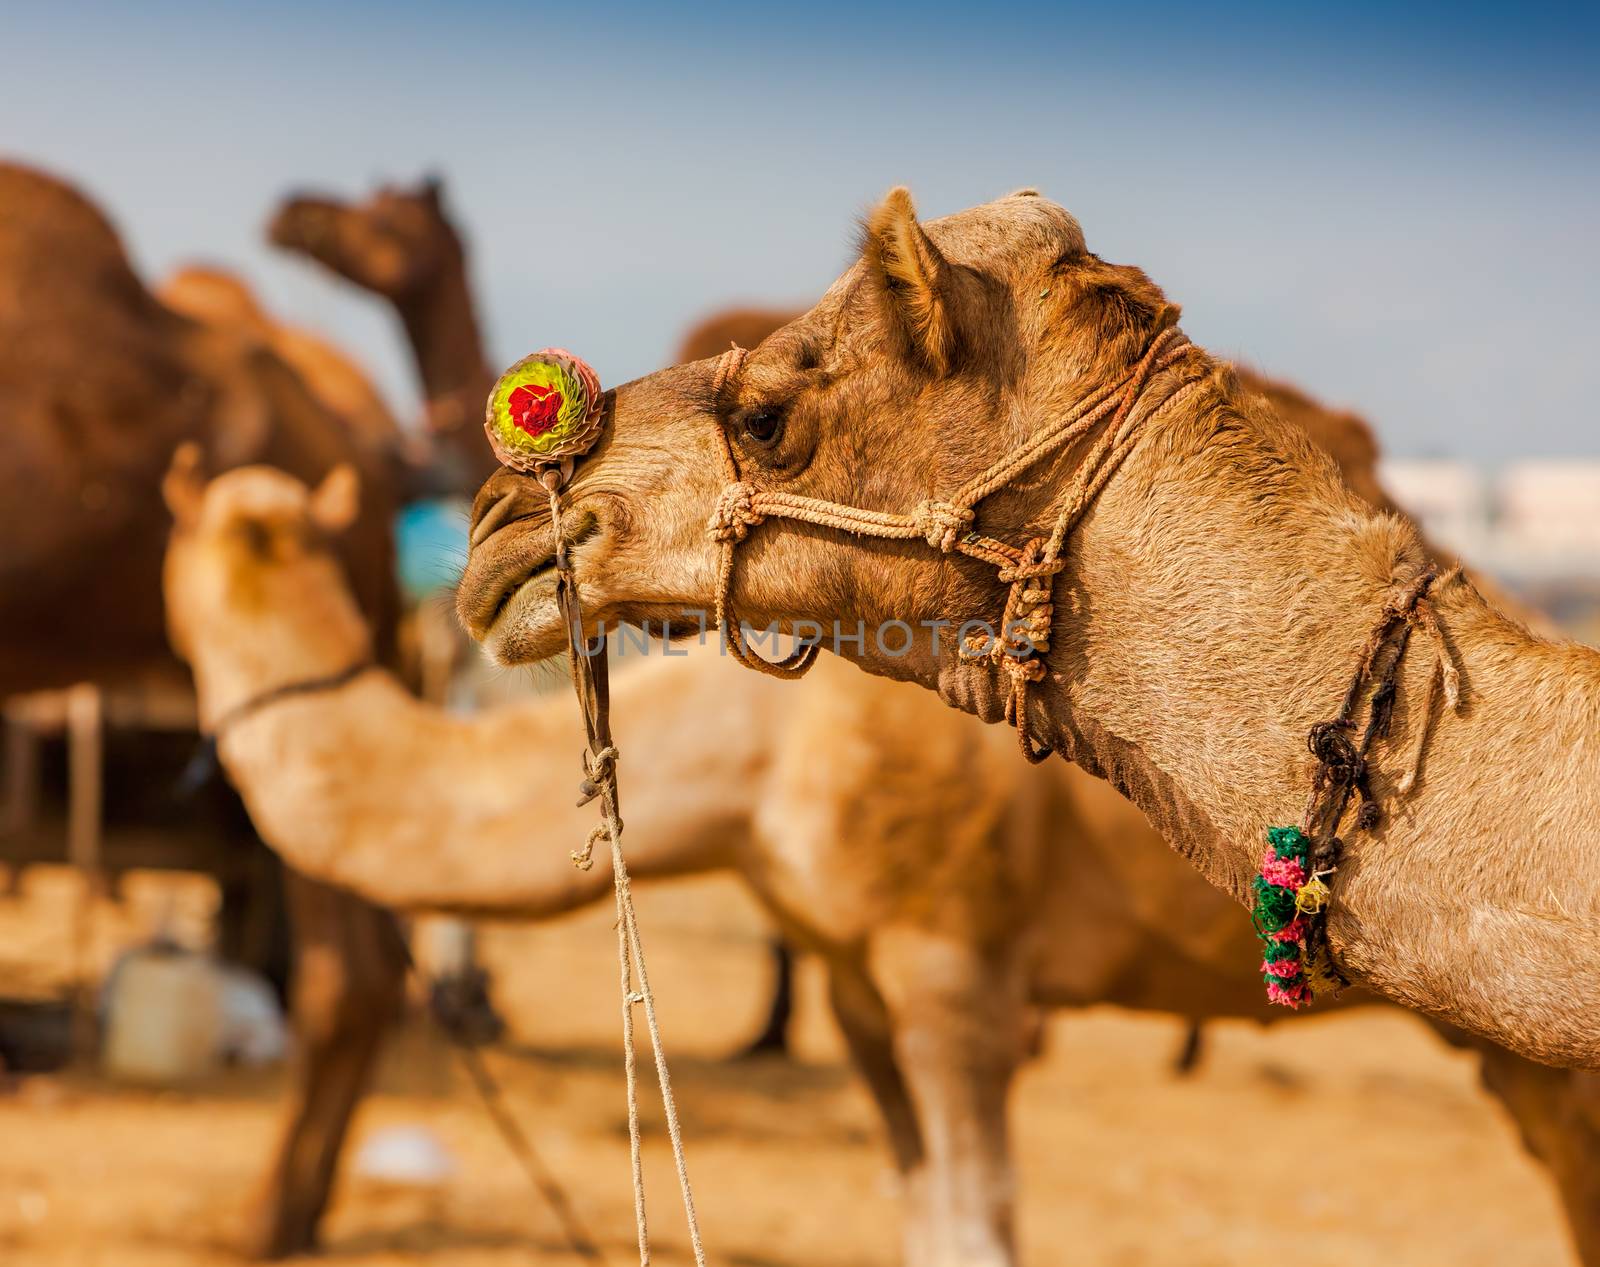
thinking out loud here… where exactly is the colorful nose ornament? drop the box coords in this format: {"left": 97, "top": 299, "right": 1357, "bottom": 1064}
{"left": 484, "top": 349, "right": 604, "bottom": 474}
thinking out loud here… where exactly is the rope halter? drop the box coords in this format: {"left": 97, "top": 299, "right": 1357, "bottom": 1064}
{"left": 705, "top": 326, "right": 1203, "bottom": 762}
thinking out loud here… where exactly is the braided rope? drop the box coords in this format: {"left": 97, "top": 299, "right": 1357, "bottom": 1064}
{"left": 542, "top": 475, "right": 708, "bottom": 1267}
{"left": 706, "top": 327, "right": 1198, "bottom": 756}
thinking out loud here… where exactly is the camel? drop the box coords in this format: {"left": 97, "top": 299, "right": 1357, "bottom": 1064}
{"left": 0, "top": 161, "right": 407, "bottom": 1258}
{"left": 164, "top": 456, "right": 1600, "bottom": 1265}
{"left": 459, "top": 188, "right": 1600, "bottom": 1070}
{"left": 677, "top": 307, "right": 1463, "bottom": 1062}
{"left": 267, "top": 177, "right": 498, "bottom": 492}
{"left": 158, "top": 265, "right": 403, "bottom": 458}
{"left": 0, "top": 164, "right": 400, "bottom": 690}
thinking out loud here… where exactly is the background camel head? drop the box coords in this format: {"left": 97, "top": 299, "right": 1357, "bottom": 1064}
{"left": 268, "top": 177, "right": 458, "bottom": 298}
{"left": 162, "top": 445, "right": 367, "bottom": 671}
{"left": 459, "top": 187, "right": 1179, "bottom": 674}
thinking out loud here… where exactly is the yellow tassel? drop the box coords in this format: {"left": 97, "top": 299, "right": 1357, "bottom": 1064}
{"left": 1295, "top": 877, "right": 1331, "bottom": 915}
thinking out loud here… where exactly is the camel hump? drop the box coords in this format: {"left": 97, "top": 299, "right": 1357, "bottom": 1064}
{"left": 0, "top": 161, "right": 136, "bottom": 281}
{"left": 676, "top": 307, "right": 803, "bottom": 364}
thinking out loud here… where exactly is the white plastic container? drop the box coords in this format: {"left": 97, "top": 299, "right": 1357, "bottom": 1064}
{"left": 101, "top": 944, "right": 223, "bottom": 1084}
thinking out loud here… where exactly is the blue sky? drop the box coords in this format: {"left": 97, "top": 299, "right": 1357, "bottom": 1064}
{"left": 5, "top": 1, "right": 1597, "bottom": 460}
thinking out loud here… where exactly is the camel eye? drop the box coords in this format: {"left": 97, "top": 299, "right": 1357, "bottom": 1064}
{"left": 740, "top": 408, "right": 784, "bottom": 445}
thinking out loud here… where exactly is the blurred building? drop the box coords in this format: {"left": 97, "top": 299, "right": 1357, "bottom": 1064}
{"left": 1381, "top": 461, "right": 1492, "bottom": 563}
{"left": 1383, "top": 459, "right": 1600, "bottom": 638}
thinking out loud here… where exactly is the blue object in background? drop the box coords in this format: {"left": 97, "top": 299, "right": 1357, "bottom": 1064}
{"left": 394, "top": 499, "right": 471, "bottom": 603}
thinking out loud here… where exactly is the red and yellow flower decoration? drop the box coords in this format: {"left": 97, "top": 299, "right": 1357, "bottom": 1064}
{"left": 484, "top": 348, "right": 604, "bottom": 472}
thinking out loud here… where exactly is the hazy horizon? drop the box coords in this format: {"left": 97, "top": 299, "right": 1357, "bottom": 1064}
{"left": 5, "top": 1, "right": 1597, "bottom": 461}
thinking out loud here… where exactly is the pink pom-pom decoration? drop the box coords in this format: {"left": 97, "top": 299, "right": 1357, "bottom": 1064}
{"left": 1258, "top": 849, "right": 1308, "bottom": 890}
{"left": 1266, "top": 980, "right": 1310, "bottom": 1009}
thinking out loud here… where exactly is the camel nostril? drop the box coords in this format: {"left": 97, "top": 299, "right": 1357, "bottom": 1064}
{"left": 469, "top": 490, "right": 520, "bottom": 548}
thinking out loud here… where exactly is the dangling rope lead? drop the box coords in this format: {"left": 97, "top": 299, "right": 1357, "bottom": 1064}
{"left": 706, "top": 326, "right": 1203, "bottom": 762}
{"left": 540, "top": 467, "right": 708, "bottom": 1267}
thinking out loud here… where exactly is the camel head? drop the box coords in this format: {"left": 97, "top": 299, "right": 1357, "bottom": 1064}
{"left": 162, "top": 444, "right": 371, "bottom": 696}
{"left": 268, "top": 176, "right": 459, "bottom": 298}
{"left": 459, "top": 188, "right": 1181, "bottom": 694}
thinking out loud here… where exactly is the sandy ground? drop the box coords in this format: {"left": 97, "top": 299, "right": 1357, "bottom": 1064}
{"left": 0, "top": 866, "right": 1577, "bottom": 1266}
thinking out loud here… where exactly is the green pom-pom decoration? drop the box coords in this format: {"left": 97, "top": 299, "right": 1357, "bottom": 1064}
{"left": 1251, "top": 875, "right": 1299, "bottom": 931}
{"left": 1266, "top": 825, "right": 1310, "bottom": 863}
{"left": 1261, "top": 938, "right": 1301, "bottom": 964}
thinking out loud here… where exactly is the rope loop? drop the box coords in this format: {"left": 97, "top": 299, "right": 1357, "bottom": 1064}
{"left": 911, "top": 499, "right": 975, "bottom": 552}
{"left": 707, "top": 482, "right": 764, "bottom": 543}
{"left": 571, "top": 821, "right": 607, "bottom": 872}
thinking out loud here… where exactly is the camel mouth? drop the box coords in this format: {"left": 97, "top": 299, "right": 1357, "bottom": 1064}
{"left": 266, "top": 197, "right": 343, "bottom": 259}
{"left": 467, "top": 510, "right": 601, "bottom": 662}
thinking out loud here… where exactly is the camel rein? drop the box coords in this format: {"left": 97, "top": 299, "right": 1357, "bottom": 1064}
{"left": 538, "top": 455, "right": 708, "bottom": 1267}
{"left": 705, "top": 325, "right": 1202, "bottom": 762}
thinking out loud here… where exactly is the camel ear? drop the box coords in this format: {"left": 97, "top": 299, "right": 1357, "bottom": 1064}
{"left": 163, "top": 442, "right": 207, "bottom": 528}
{"left": 863, "top": 187, "right": 956, "bottom": 374}
{"left": 309, "top": 464, "right": 360, "bottom": 535}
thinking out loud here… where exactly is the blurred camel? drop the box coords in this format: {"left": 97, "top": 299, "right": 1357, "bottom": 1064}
{"left": 164, "top": 455, "right": 1600, "bottom": 1267}
{"left": 267, "top": 177, "right": 498, "bottom": 492}
{"left": 0, "top": 163, "right": 399, "bottom": 690}
{"left": 158, "top": 265, "right": 402, "bottom": 458}
{"left": 0, "top": 161, "right": 406, "bottom": 1259}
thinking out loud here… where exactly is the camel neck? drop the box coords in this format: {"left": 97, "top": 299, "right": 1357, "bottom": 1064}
{"left": 395, "top": 244, "right": 488, "bottom": 406}
{"left": 998, "top": 381, "right": 1600, "bottom": 1064}
{"left": 183, "top": 567, "right": 373, "bottom": 730}
{"left": 208, "top": 647, "right": 770, "bottom": 916}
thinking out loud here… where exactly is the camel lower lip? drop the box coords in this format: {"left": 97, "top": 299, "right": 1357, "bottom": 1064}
{"left": 477, "top": 513, "right": 601, "bottom": 632}
{"left": 486, "top": 556, "right": 556, "bottom": 630}
{"left": 477, "top": 514, "right": 602, "bottom": 658}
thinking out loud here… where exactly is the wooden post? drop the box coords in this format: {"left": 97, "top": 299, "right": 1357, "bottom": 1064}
{"left": 66, "top": 682, "right": 104, "bottom": 1060}
{"left": 1, "top": 704, "right": 42, "bottom": 896}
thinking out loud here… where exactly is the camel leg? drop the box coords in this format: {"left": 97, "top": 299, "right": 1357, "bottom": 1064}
{"left": 825, "top": 955, "right": 925, "bottom": 1176}
{"left": 735, "top": 936, "right": 795, "bottom": 1059}
{"left": 875, "top": 929, "right": 1024, "bottom": 1267}
{"left": 1173, "top": 1020, "right": 1206, "bottom": 1075}
{"left": 241, "top": 873, "right": 407, "bottom": 1260}
{"left": 1477, "top": 1047, "right": 1600, "bottom": 1266}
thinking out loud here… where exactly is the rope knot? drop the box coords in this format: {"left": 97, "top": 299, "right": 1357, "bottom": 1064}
{"left": 1306, "top": 720, "right": 1361, "bottom": 791}
{"left": 707, "top": 482, "right": 765, "bottom": 543}
{"left": 996, "top": 555, "right": 1065, "bottom": 584}
{"left": 576, "top": 744, "right": 619, "bottom": 806}
{"left": 911, "top": 500, "right": 975, "bottom": 552}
